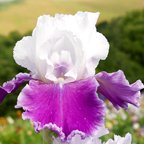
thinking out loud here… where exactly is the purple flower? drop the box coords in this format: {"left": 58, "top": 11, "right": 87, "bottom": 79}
{"left": 0, "top": 12, "right": 143, "bottom": 141}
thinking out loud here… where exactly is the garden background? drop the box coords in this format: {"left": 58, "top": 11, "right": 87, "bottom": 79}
{"left": 0, "top": 0, "right": 144, "bottom": 143}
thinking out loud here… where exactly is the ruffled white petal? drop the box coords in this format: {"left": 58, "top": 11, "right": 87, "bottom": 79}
{"left": 85, "top": 32, "right": 109, "bottom": 76}
{"left": 14, "top": 12, "right": 109, "bottom": 83}
{"left": 52, "top": 132, "right": 132, "bottom": 144}
{"left": 86, "top": 32, "right": 109, "bottom": 60}
{"left": 53, "top": 126, "right": 109, "bottom": 144}
{"left": 13, "top": 36, "right": 36, "bottom": 73}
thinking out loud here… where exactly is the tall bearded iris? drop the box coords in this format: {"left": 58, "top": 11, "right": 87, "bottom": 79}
{"left": 0, "top": 12, "right": 144, "bottom": 141}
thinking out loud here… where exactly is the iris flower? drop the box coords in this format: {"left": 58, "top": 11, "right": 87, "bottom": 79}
{"left": 0, "top": 12, "right": 143, "bottom": 141}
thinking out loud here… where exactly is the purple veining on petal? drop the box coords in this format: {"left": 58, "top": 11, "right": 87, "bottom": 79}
{"left": 0, "top": 73, "right": 31, "bottom": 104}
{"left": 95, "top": 70, "right": 144, "bottom": 109}
{"left": 15, "top": 77, "right": 105, "bottom": 139}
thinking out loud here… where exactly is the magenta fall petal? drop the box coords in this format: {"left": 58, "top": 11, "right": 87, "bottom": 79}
{"left": 15, "top": 77, "right": 105, "bottom": 139}
{"left": 0, "top": 73, "right": 31, "bottom": 104}
{"left": 95, "top": 70, "right": 144, "bottom": 109}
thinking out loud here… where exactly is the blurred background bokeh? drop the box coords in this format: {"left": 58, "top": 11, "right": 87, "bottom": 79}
{"left": 0, "top": 0, "right": 144, "bottom": 143}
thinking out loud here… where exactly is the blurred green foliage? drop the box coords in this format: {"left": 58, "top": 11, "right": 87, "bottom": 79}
{"left": 103, "top": 113, "right": 144, "bottom": 144}
{"left": 0, "top": 112, "right": 144, "bottom": 144}
{"left": 98, "top": 9, "right": 144, "bottom": 83}
{"left": 0, "top": 31, "right": 28, "bottom": 117}
{"left": 0, "top": 119, "right": 43, "bottom": 144}
{"left": 0, "top": 10, "right": 144, "bottom": 116}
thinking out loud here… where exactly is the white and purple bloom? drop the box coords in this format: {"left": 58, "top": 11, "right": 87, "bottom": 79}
{"left": 0, "top": 12, "right": 144, "bottom": 141}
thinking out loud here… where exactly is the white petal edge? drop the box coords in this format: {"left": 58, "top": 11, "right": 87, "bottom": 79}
{"left": 13, "top": 36, "right": 36, "bottom": 73}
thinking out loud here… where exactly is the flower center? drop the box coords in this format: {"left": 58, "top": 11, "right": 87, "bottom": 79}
{"left": 54, "top": 63, "right": 69, "bottom": 79}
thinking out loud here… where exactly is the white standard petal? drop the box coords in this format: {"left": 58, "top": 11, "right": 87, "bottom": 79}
{"left": 36, "top": 31, "right": 85, "bottom": 83}
{"left": 32, "top": 12, "right": 100, "bottom": 49}
{"left": 76, "top": 11, "right": 100, "bottom": 27}
{"left": 85, "top": 32, "right": 109, "bottom": 76}
{"left": 13, "top": 36, "right": 36, "bottom": 73}
{"left": 13, "top": 11, "right": 109, "bottom": 83}
{"left": 86, "top": 32, "right": 109, "bottom": 60}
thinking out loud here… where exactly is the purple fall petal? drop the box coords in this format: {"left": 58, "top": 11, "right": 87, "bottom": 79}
{"left": 95, "top": 70, "right": 144, "bottom": 109}
{"left": 0, "top": 88, "right": 7, "bottom": 103}
{"left": 15, "top": 77, "right": 105, "bottom": 139}
{"left": 0, "top": 73, "right": 31, "bottom": 104}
